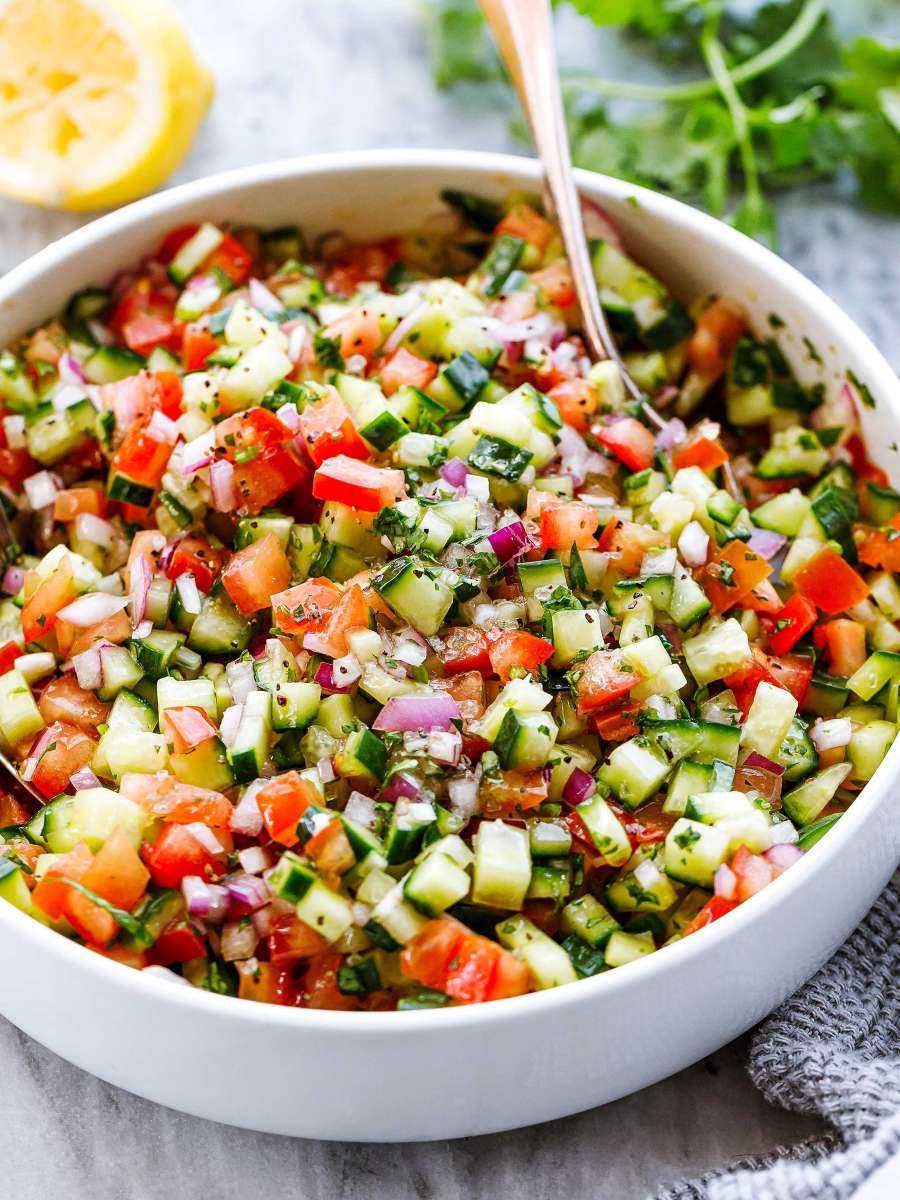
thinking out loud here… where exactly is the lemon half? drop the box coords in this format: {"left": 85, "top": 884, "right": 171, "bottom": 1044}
{"left": 0, "top": 0, "right": 213, "bottom": 210}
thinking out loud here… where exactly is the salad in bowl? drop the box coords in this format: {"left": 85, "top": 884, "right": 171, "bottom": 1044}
{"left": 0, "top": 187, "right": 896, "bottom": 1012}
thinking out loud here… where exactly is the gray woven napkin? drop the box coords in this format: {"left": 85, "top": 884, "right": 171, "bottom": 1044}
{"left": 658, "top": 872, "right": 900, "bottom": 1200}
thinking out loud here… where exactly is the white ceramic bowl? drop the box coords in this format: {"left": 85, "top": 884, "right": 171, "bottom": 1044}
{"left": 0, "top": 151, "right": 898, "bottom": 1142}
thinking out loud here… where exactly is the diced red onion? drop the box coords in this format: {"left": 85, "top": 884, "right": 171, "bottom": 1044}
{"left": 238, "top": 845, "right": 274, "bottom": 875}
{"left": 276, "top": 401, "right": 301, "bottom": 432}
{"left": 58, "top": 351, "right": 87, "bottom": 385}
{"left": 21, "top": 757, "right": 38, "bottom": 782}
{"left": 133, "top": 619, "right": 154, "bottom": 640}
{"left": 230, "top": 782, "right": 264, "bottom": 836}
{"left": 677, "top": 521, "right": 709, "bottom": 567}
{"left": 317, "top": 756, "right": 335, "bottom": 783}
{"left": 748, "top": 528, "right": 787, "bottom": 560}
{"left": 383, "top": 301, "right": 427, "bottom": 356}
{"left": 810, "top": 718, "right": 852, "bottom": 752}
{"left": 563, "top": 766, "right": 596, "bottom": 807}
{"left": 224, "top": 872, "right": 270, "bottom": 911}
{"left": 769, "top": 819, "right": 799, "bottom": 846}
{"left": 50, "top": 384, "right": 89, "bottom": 413}
{"left": 72, "top": 646, "right": 103, "bottom": 691}
{"left": 23, "top": 470, "right": 60, "bottom": 511}
{"left": 656, "top": 418, "right": 688, "bottom": 452}
{"left": 373, "top": 694, "right": 461, "bottom": 732}
{"left": 345, "top": 790, "right": 377, "bottom": 828}
{"left": 379, "top": 772, "right": 419, "bottom": 803}
{"left": 218, "top": 703, "right": 243, "bottom": 748}
{"left": 128, "top": 555, "right": 152, "bottom": 627}
{"left": 220, "top": 918, "right": 260, "bottom": 962}
{"left": 447, "top": 774, "right": 479, "bottom": 820}
{"left": 465, "top": 473, "right": 490, "bottom": 502}
{"left": 314, "top": 660, "right": 354, "bottom": 694}
{"left": 2, "top": 565, "right": 24, "bottom": 595}
{"left": 764, "top": 843, "right": 804, "bottom": 869}
{"left": 641, "top": 547, "right": 677, "bottom": 577}
{"left": 332, "top": 653, "right": 362, "bottom": 687}
{"left": 146, "top": 409, "right": 179, "bottom": 445}
{"left": 722, "top": 460, "right": 745, "bottom": 505}
{"left": 440, "top": 457, "right": 468, "bottom": 488}
{"left": 427, "top": 728, "right": 462, "bottom": 767}
{"left": 580, "top": 196, "right": 625, "bottom": 250}
{"left": 2, "top": 414, "right": 25, "bottom": 449}
{"left": 74, "top": 512, "right": 116, "bottom": 548}
{"left": 209, "top": 459, "right": 237, "bottom": 512}
{"left": 184, "top": 822, "right": 225, "bottom": 856}
{"left": 26, "top": 725, "right": 56, "bottom": 768}
{"left": 226, "top": 658, "right": 256, "bottom": 704}
{"left": 175, "top": 571, "right": 202, "bottom": 615}
{"left": 57, "top": 592, "right": 129, "bottom": 627}
{"left": 182, "top": 875, "right": 229, "bottom": 921}
{"left": 742, "top": 751, "right": 785, "bottom": 777}
{"left": 714, "top": 862, "right": 737, "bottom": 900}
{"left": 248, "top": 277, "right": 284, "bottom": 312}
{"left": 69, "top": 767, "right": 101, "bottom": 791}
{"left": 286, "top": 322, "right": 310, "bottom": 363}
{"left": 487, "top": 520, "right": 531, "bottom": 565}
{"left": 181, "top": 428, "right": 216, "bottom": 476}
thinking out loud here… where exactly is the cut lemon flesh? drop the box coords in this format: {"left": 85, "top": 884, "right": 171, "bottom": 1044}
{"left": 0, "top": 0, "right": 213, "bottom": 210}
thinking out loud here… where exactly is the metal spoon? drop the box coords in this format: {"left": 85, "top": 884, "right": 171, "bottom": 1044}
{"left": 478, "top": 0, "right": 643, "bottom": 403}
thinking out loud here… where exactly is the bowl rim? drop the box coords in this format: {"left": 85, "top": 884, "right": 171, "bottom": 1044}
{"left": 1, "top": 147, "right": 897, "bottom": 1035}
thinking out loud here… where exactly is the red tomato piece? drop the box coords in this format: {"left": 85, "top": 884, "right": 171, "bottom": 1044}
{"left": 123, "top": 314, "right": 177, "bottom": 356}
{"left": 486, "top": 628, "right": 554, "bottom": 684}
{"left": 768, "top": 593, "right": 818, "bottom": 656}
{"left": 302, "top": 952, "right": 360, "bottom": 1011}
{"left": 672, "top": 433, "right": 729, "bottom": 474}
{"left": 724, "top": 650, "right": 778, "bottom": 717}
{"left": 682, "top": 895, "right": 738, "bottom": 937}
{"left": 767, "top": 653, "right": 814, "bottom": 707}
{"left": 592, "top": 701, "right": 642, "bottom": 742}
{"left": 321, "top": 307, "right": 382, "bottom": 359}
{"left": 268, "top": 914, "right": 328, "bottom": 964}
{"left": 256, "top": 770, "right": 318, "bottom": 846}
{"left": 400, "top": 917, "right": 465, "bottom": 990}
{"left": 182, "top": 322, "right": 219, "bottom": 371}
{"left": 596, "top": 416, "right": 656, "bottom": 472}
{"left": 165, "top": 535, "right": 225, "bottom": 593}
{"left": 495, "top": 204, "right": 553, "bottom": 251}
{"left": 31, "top": 721, "right": 96, "bottom": 799}
{"left": 22, "top": 557, "right": 76, "bottom": 644}
{"left": 441, "top": 626, "right": 491, "bottom": 676}
{"left": 597, "top": 518, "right": 668, "bottom": 578}
{"left": 859, "top": 525, "right": 900, "bottom": 572}
{"left": 484, "top": 949, "right": 530, "bottom": 1001}
{"left": 432, "top": 670, "right": 486, "bottom": 722}
{"left": 0, "top": 640, "right": 23, "bottom": 674}
{"left": 142, "top": 824, "right": 220, "bottom": 888}
{"left": 793, "top": 548, "right": 869, "bottom": 614}
{"left": 443, "top": 933, "right": 498, "bottom": 1005}
{"left": 38, "top": 675, "right": 110, "bottom": 733}
{"left": 819, "top": 618, "right": 867, "bottom": 678}
{"left": 730, "top": 845, "right": 776, "bottom": 902}
{"left": 742, "top": 577, "right": 783, "bottom": 614}
{"left": 158, "top": 224, "right": 199, "bottom": 263}
{"left": 380, "top": 348, "right": 437, "bottom": 395}
{"left": 312, "top": 454, "right": 406, "bottom": 512}
{"left": 699, "top": 541, "right": 771, "bottom": 614}
{"left": 480, "top": 768, "right": 548, "bottom": 815}
{"left": 297, "top": 388, "right": 369, "bottom": 466}
{"left": 82, "top": 827, "right": 150, "bottom": 912}
{"left": 203, "top": 232, "right": 252, "bottom": 285}
{"left": 307, "top": 584, "right": 370, "bottom": 658}
{"left": 149, "top": 920, "right": 207, "bottom": 966}
{"left": 686, "top": 297, "right": 745, "bottom": 378}
{"left": 161, "top": 706, "right": 218, "bottom": 754}
{"left": 53, "top": 486, "right": 106, "bottom": 521}
{"left": 531, "top": 261, "right": 575, "bottom": 308}
{"left": 111, "top": 423, "right": 172, "bottom": 489}
{"left": 547, "top": 378, "right": 597, "bottom": 433}
{"left": 215, "top": 407, "right": 308, "bottom": 514}
{"left": 576, "top": 649, "right": 640, "bottom": 714}
{"left": 539, "top": 501, "right": 599, "bottom": 551}
{"left": 120, "top": 773, "right": 233, "bottom": 828}
{"left": 221, "top": 533, "right": 292, "bottom": 615}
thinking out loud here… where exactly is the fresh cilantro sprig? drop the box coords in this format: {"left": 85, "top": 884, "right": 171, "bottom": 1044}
{"left": 425, "top": 0, "right": 900, "bottom": 246}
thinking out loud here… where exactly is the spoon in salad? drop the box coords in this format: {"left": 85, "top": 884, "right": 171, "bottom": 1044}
{"left": 478, "top": 0, "right": 644, "bottom": 404}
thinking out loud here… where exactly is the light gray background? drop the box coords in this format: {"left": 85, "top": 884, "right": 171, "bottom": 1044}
{"left": 0, "top": 3, "right": 897, "bottom": 1197}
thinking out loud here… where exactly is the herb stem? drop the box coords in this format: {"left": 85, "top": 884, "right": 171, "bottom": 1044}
{"left": 700, "top": 15, "right": 763, "bottom": 216}
{"left": 561, "top": 0, "right": 826, "bottom": 105}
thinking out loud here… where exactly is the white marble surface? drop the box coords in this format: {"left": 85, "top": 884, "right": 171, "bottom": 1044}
{"left": 0, "top": 3, "right": 897, "bottom": 1196}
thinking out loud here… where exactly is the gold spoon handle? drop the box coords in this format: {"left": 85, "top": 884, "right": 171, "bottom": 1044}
{"left": 479, "top": 0, "right": 642, "bottom": 400}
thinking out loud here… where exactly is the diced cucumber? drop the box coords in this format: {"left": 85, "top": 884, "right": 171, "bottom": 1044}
{"left": 105, "top": 731, "right": 169, "bottom": 782}
{"left": 560, "top": 894, "right": 621, "bottom": 948}
{"left": 598, "top": 737, "right": 671, "bottom": 811}
{"left": 740, "top": 681, "right": 798, "bottom": 758}
{"left": 227, "top": 690, "right": 271, "bottom": 783}
{"left": 782, "top": 762, "right": 851, "bottom": 825}
{"left": 847, "top": 651, "right": 900, "bottom": 702}
{"left": 550, "top": 608, "right": 608, "bottom": 667}
{"left": 751, "top": 489, "right": 811, "bottom": 537}
{"left": 403, "top": 852, "right": 470, "bottom": 916}
{"left": 170, "top": 736, "right": 235, "bottom": 792}
{"left": 40, "top": 787, "right": 145, "bottom": 853}
{"left": 664, "top": 817, "right": 730, "bottom": 887}
{"left": 663, "top": 758, "right": 716, "bottom": 815}
{"left": 847, "top": 720, "right": 896, "bottom": 783}
{"left": 471, "top": 819, "right": 531, "bottom": 910}
{"left": 372, "top": 557, "right": 454, "bottom": 637}
{"left": 683, "top": 619, "right": 751, "bottom": 686}
{"left": 0, "top": 670, "right": 44, "bottom": 746}
{"left": 494, "top": 709, "right": 558, "bottom": 770}
{"left": 495, "top": 913, "right": 577, "bottom": 988}
{"left": 604, "top": 930, "right": 655, "bottom": 967}
{"left": 606, "top": 857, "right": 679, "bottom": 914}
{"left": 188, "top": 592, "right": 253, "bottom": 655}
{"left": 168, "top": 222, "right": 225, "bottom": 284}
{"left": 574, "top": 792, "right": 632, "bottom": 866}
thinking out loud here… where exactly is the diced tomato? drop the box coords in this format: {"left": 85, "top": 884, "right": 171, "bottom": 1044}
{"left": 432, "top": 670, "right": 485, "bottom": 722}
{"left": 305, "top": 819, "right": 355, "bottom": 887}
{"left": 22, "top": 557, "right": 76, "bottom": 644}
{"left": 531, "top": 261, "right": 575, "bottom": 308}
{"left": 730, "top": 845, "right": 776, "bottom": 902}
{"left": 768, "top": 593, "right": 818, "bottom": 655}
{"left": 120, "top": 773, "right": 233, "bottom": 828}
{"left": 312, "top": 454, "right": 406, "bottom": 512}
{"left": 379, "top": 347, "right": 437, "bottom": 395}
{"left": 268, "top": 913, "right": 328, "bottom": 964}
{"left": 767, "top": 653, "right": 814, "bottom": 706}
{"left": 221, "top": 533, "right": 291, "bottom": 616}
{"left": 596, "top": 417, "right": 656, "bottom": 472}
{"left": 401, "top": 916, "right": 529, "bottom": 1005}
{"left": 203, "top": 232, "right": 252, "bottom": 285}
{"left": 271, "top": 577, "right": 341, "bottom": 636}
{"left": 819, "top": 618, "right": 867, "bottom": 678}
{"left": 67, "top": 609, "right": 132, "bottom": 658}
{"left": 299, "top": 952, "right": 359, "bottom": 1010}
{"left": 31, "top": 721, "right": 96, "bottom": 799}
{"left": 237, "top": 960, "right": 298, "bottom": 1005}
{"left": 32, "top": 842, "right": 93, "bottom": 921}
{"left": 123, "top": 314, "right": 177, "bottom": 356}
{"left": 699, "top": 541, "right": 771, "bottom": 614}
{"left": 540, "top": 501, "right": 599, "bottom": 551}
{"left": 724, "top": 650, "right": 777, "bottom": 717}
{"left": 53, "top": 485, "right": 106, "bottom": 521}
{"left": 182, "top": 321, "right": 219, "bottom": 371}
{"left": 38, "top": 675, "right": 110, "bottom": 732}
{"left": 743, "top": 577, "right": 783, "bottom": 614}
{"left": 0, "top": 640, "right": 23, "bottom": 674}
{"left": 845, "top": 433, "right": 888, "bottom": 489}
{"left": 592, "top": 701, "right": 642, "bottom": 742}
{"left": 441, "top": 626, "right": 491, "bottom": 675}
{"left": 400, "top": 916, "right": 465, "bottom": 989}
{"left": 672, "top": 433, "right": 729, "bottom": 474}
{"left": 686, "top": 297, "right": 745, "bottom": 378}
{"left": 256, "top": 770, "right": 318, "bottom": 846}
{"left": 157, "top": 224, "right": 199, "bottom": 263}
{"left": 142, "top": 823, "right": 221, "bottom": 888}
{"left": 165, "top": 535, "right": 225, "bottom": 593}
{"left": 215, "top": 407, "right": 308, "bottom": 514}
{"left": 0, "top": 444, "right": 39, "bottom": 485}
{"left": 576, "top": 649, "right": 640, "bottom": 714}
{"left": 793, "top": 548, "right": 869, "bottom": 614}
{"left": 297, "top": 387, "right": 369, "bottom": 466}
{"left": 82, "top": 827, "right": 150, "bottom": 911}
{"left": 161, "top": 706, "right": 218, "bottom": 754}
{"left": 149, "top": 920, "right": 207, "bottom": 966}
{"left": 547, "top": 378, "right": 597, "bottom": 433}
{"left": 236, "top": 446, "right": 308, "bottom": 515}
{"left": 480, "top": 767, "right": 548, "bottom": 815}
{"left": 0, "top": 791, "right": 30, "bottom": 828}
{"left": 484, "top": 948, "right": 530, "bottom": 1001}
{"left": 443, "top": 933, "right": 498, "bottom": 1004}
{"left": 307, "top": 584, "right": 370, "bottom": 658}
{"left": 486, "top": 628, "right": 554, "bottom": 683}
{"left": 598, "top": 518, "right": 668, "bottom": 578}
{"left": 490, "top": 289, "right": 537, "bottom": 325}
{"left": 111, "top": 422, "right": 172, "bottom": 489}
{"left": 859, "top": 524, "right": 900, "bottom": 572}
{"left": 321, "top": 307, "right": 382, "bottom": 360}
{"left": 495, "top": 204, "right": 553, "bottom": 251}
{"left": 682, "top": 895, "right": 738, "bottom": 937}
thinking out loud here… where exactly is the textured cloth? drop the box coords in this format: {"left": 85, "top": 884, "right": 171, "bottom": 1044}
{"left": 659, "top": 873, "right": 900, "bottom": 1199}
